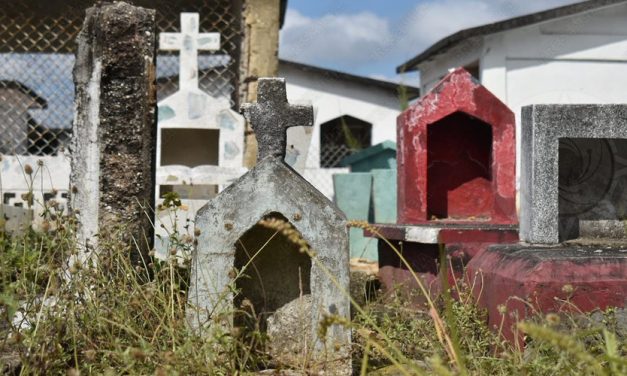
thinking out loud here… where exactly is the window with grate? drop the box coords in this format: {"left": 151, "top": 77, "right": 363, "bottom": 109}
{"left": 0, "top": 0, "right": 242, "bottom": 156}
{"left": 320, "top": 115, "right": 372, "bottom": 168}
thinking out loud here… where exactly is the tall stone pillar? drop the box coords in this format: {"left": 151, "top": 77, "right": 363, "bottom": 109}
{"left": 71, "top": 2, "right": 156, "bottom": 263}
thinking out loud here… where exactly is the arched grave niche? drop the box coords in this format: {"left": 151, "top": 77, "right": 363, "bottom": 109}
{"left": 426, "top": 111, "right": 493, "bottom": 220}
{"left": 320, "top": 115, "right": 372, "bottom": 168}
{"left": 558, "top": 138, "right": 627, "bottom": 241}
{"left": 233, "top": 212, "right": 312, "bottom": 330}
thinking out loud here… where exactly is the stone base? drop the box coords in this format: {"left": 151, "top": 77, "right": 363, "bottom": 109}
{"left": 368, "top": 224, "right": 518, "bottom": 303}
{"left": 376, "top": 240, "right": 440, "bottom": 305}
{"left": 466, "top": 244, "right": 627, "bottom": 343}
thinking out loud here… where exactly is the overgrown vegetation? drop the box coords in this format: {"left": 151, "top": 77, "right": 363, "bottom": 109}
{"left": 1, "top": 213, "right": 263, "bottom": 374}
{"left": 353, "top": 283, "right": 626, "bottom": 375}
{"left": 0, "top": 165, "right": 626, "bottom": 374}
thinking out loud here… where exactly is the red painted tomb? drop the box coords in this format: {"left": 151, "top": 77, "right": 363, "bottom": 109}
{"left": 397, "top": 68, "right": 516, "bottom": 224}
{"left": 367, "top": 68, "right": 519, "bottom": 296}
{"left": 367, "top": 76, "right": 627, "bottom": 346}
{"left": 467, "top": 245, "right": 627, "bottom": 344}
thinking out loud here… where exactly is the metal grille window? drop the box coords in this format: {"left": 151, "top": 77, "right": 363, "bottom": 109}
{"left": 0, "top": 0, "right": 242, "bottom": 156}
{"left": 320, "top": 115, "right": 372, "bottom": 168}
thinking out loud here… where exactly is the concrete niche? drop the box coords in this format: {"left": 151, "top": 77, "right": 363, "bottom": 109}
{"left": 188, "top": 78, "right": 351, "bottom": 373}
{"left": 427, "top": 111, "right": 493, "bottom": 219}
{"left": 558, "top": 138, "right": 627, "bottom": 241}
{"left": 233, "top": 212, "right": 312, "bottom": 329}
{"left": 520, "top": 104, "right": 627, "bottom": 243}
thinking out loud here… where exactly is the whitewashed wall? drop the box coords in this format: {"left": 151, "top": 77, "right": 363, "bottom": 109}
{"left": 280, "top": 63, "right": 403, "bottom": 198}
{"left": 417, "top": 2, "right": 627, "bottom": 199}
{"left": 0, "top": 154, "right": 70, "bottom": 226}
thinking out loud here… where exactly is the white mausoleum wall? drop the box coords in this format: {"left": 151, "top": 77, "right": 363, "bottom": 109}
{"left": 280, "top": 64, "right": 403, "bottom": 198}
{"left": 417, "top": 2, "right": 627, "bottom": 195}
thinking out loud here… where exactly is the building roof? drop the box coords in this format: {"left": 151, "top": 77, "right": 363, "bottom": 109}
{"left": 396, "top": 0, "right": 627, "bottom": 73}
{"left": 160, "top": 59, "right": 421, "bottom": 99}
{"left": 280, "top": 59, "right": 420, "bottom": 99}
{"left": 280, "top": 0, "right": 288, "bottom": 28}
{"left": 0, "top": 80, "right": 47, "bottom": 109}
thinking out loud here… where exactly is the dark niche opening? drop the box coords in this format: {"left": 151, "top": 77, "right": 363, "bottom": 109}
{"left": 233, "top": 212, "right": 311, "bottom": 330}
{"left": 426, "top": 111, "right": 493, "bottom": 220}
{"left": 320, "top": 115, "right": 372, "bottom": 168}
{"left": 558, "top": 138, "right": 627, "bottom": 241}
{"left": 159, "top": 184, "right": 218, "bottom": 200}
{"left": 161, "top": 128, "right": 219, "bottom": 167}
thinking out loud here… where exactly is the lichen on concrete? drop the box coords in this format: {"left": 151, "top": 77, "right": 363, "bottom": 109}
{"left": 189, "top": 78, "right": 351, "bottom": 373}
{"left": 70, "top": 1, "right": 156, "bottom": 263}
{"left": 520, "top": 104, "right": 627, "bottom": 244}
{"left": 241, "top": 78, "right": 313, "bottom": 161}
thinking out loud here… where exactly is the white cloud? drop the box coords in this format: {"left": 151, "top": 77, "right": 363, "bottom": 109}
{"left": 279, "top": 1, "right": 582, "bottom": 74}
{"left": 279, "top": 9, "right": 393, "bottom": 66}
{"left": 399, "top": 0, "right": 580, "bottom": 55}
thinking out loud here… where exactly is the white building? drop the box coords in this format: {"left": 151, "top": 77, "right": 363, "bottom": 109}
{"left": 280, "top": 59, "right": 419, "bottom": 198}
{"left": 397, "top": 0, "right": 627, "bottom": 186}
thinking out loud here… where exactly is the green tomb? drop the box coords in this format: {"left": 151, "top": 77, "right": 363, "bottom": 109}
{"left": 333, "top": 141, "right": 397, "bottom": 261}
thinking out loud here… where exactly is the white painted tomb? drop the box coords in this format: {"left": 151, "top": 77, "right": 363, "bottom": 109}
{"left": 155, "top": 12, "right": 246, "bottom": 258}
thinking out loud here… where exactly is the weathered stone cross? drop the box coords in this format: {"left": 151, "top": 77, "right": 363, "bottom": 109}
{"left": 159, "top": 13, "right": 220, "bottom": 90}
{"left": 241, "top": 78, "right": 314, "bottom": 161}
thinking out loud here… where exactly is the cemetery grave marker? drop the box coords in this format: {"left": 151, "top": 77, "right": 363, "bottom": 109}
{"left": 333, "top": 141, "right": 397, "bottom": 261}
{"left": 519, "top": 105, "right": 627, "bottom": 243}
{"left": 365, "top": 68, "right": 518, "bottom": 296}
{"left": 155, "top": 12, "right": 246, "bottom": 257}
{"left": 159, "top": 13, "right": 220, "bottom": 91}
{"left": 187, "top": 78, "right": 351, "bottom": 373}
{"left": 397, "top": 68, "right": 516, "bottom": 224}
{"left": 70, "top": 1, "right": 156, "bottom": 263}
{"left": 468, "top": 104, "right": 627, "bottom": 343}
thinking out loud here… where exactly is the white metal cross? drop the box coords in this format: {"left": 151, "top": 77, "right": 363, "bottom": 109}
{"left": 159, "top": 13, "right": 220, "bottom": 90}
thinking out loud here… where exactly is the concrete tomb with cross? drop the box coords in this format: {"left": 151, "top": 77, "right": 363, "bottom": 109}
{"left": 187, "top": 78, "right": 351, "bottom": 373}
{"left": 154, "top": 12, "right": 246, "bottom": 258}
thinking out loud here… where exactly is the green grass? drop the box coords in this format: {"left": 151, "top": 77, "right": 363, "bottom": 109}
{"left": 0, "top": 195, "right": 625, "bottom": 374}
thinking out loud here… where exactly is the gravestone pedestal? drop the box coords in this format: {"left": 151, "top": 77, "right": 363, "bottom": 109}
{"left": 467, "top": 104, "right": 627, "bottom": 344}
{"left": 366, "top": 69, "right": 518, "bottom": 297}
{"left": 70, "top": 2, "right": 156, "bottom": 263}
{"left": 468, "top": 245, "right": 627, "bottom": 343}
{"left": 371, "top": 223, "right": 518, "bottom": 301}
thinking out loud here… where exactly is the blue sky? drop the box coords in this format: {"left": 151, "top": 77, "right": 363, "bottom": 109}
{"left": 0, "top": 54, "right": 231, "bottom": 130}
{"left": 279, "top": 0, "right": 582, "bottom": 85}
